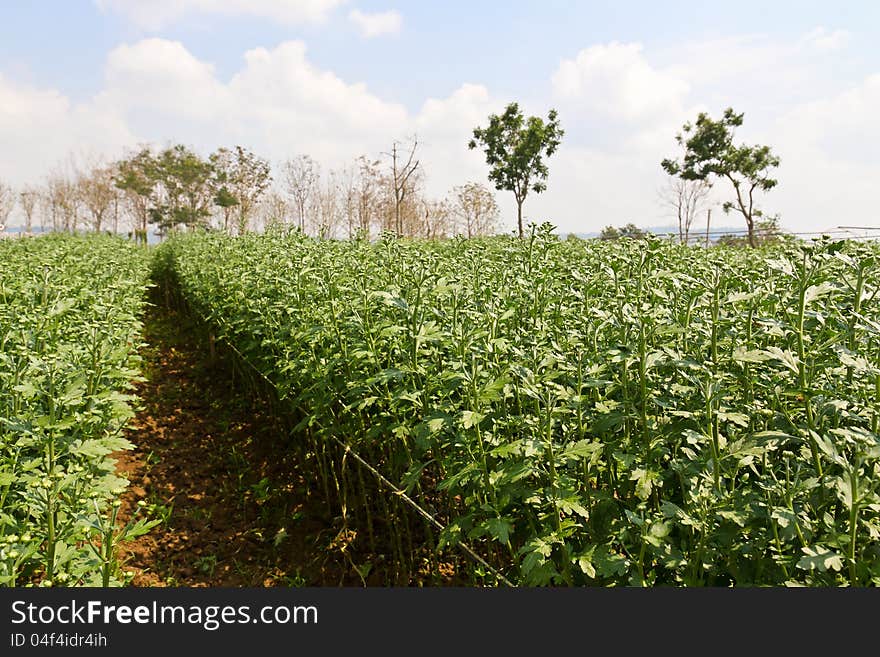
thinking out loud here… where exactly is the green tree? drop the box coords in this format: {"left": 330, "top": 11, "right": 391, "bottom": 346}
{"left": 213, "top": 184, "right": 239, "bottom": 233}
{"left": 468, "top": 102, "right": 563, "bottom": 238}
{"left": 662, "top": 107, "right": 779, "bottom": 248}
{"left": 116, "top": 144, "right": 215, "bottom": 239}
{"left": 114, "top": 146, "right": 158, "bottom": 244}
{"left": 599, "top": 222, "right": 647, "bottom": 241}
{"left": 151, "top": 145, "right": 214, "bottom": 235}
{"left": 210, "top": 146, "right": 271, "bottom": 235}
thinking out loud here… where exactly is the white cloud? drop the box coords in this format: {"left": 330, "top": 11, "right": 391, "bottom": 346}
{"left": 552, "top": 42, "right": 689, "bottom": 121}
{"left": 0, "top": 74, "right": 134, "bottom": 186}
{"left": 348, "top": 9, "right": 402, "bottom": 38}
{"left": 0, "top": 38, "right": 487, "bottom": 189}
{"left": 95, "top": 0, "right": 346, "bottom": 29}
{"left": 658, "top": 29, "right": 860, "bottom": 120}
{"left": 769, "top": 74, "right": 880, "bottom": 232}
{"left": 99, "top": 39, "right": 227, "bottom": 120}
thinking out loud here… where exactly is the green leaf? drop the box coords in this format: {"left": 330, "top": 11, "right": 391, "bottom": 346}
{"left": 460, "top": 411, "right": 485, "bottom": 430}
{"left": 763, "top": 346, "right": 800, "bottom": 375}
{"left": 630, "top": 468, "right": 659, "bottom": 501}
{"left": 556, "top": 497, "right": 590, "bottom": 519}
{"left": 486, "top": 517, "right": 513, "bottom": 545}
{"left": 558, "top": 439, "right": 602, "bottom": 462}
{"left": 796, "top": 546, "right": 844, "bottom": 573}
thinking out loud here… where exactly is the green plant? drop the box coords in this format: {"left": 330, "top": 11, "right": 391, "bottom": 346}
{"left": 154, "top": 227, "right": 880, "bottom": 587}
{"left": 0, "top": 234, "right": 153, "bottom": 586}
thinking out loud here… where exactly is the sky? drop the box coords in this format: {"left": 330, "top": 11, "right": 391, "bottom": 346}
{"left": 1, "top": 1, "right": 879, "bottom": 235}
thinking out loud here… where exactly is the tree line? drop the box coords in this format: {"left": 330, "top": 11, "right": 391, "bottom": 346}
{"left": 0, "top": 137, "right": 500, "bottom": 242}
{"left": 0, "top": 103, "right": 781, "bottom": 246}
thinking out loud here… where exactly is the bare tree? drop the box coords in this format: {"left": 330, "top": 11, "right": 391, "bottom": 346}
{"left": 44, "top": 168, "right": 80, "bottom": 234}
{"left": 337, "top": 164, "right": 359, "bottom": 239}
{"left": 19, "top": 186, "right": 39, "bottom": 234}
{"left": 283, "top": 155, "right": 319, "bottom": 233}
{"left": 355, "top": 156, "right": 382, "bottom": 237}
{"left": 39, "top": 181, "right": 59, "bottom": 233}
{"left": 259, "top": 190, "right": 290, "bottom": 232}
{"left": 660, "top": 176, "right": 713, "bottom": 244}
{"left": 0, "top": 180, "right": 14, "bottom": 233}
{"left": 110, "top": 187, "right": 123, "bottom": 234}
{"left": 452, "top": 181, "right": 499, "bottom": 238}
{"left": 78, "top": 162, "right": 117, "bottom": 232}
{"left": 313, "top": 170, "right": 341, "bottom": 239}
{"left": 384, "top": 135, "right": 420, "bottom": 235}
{"left": 420, "top": 197, "right": 452, "bottom": 239}
{"left": 394, "top": 168, "right": 427, "bottom": 237}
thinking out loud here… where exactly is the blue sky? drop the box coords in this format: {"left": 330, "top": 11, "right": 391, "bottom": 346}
{"left": 1, "top": 1, "right": 879, "bottom": 234}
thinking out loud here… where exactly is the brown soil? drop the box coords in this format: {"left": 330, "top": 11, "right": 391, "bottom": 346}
{"left": 114, "top": 298, "right": 359, "bottom": 586}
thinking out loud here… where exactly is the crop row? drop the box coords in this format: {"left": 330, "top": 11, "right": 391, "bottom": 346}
{"left": 158, "top": 226, "right": 880, "bottom": 586}
{"left": 0, "top": 235, "right": 154, "bottom": 586}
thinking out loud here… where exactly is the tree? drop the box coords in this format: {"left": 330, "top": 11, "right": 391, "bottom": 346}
{"left": 19, "top": 186, "right": 38, "bottom": 233}
{"left": 420, "top": 197, "right": 452, "bottom": 239}
{"left": 115, "top": 144, "right": 214, "bottom": 239}
{"left": 39, "top": 178, "right": 61, "bottom": 233}
{"left": 78, "top": 162, "right": 117, "bottom": 232}
{"left": 599, "top": 223, "right": 648, "bottom": 241}
{"left": 661, "top": 107, "right": 779, "bottom": 248}
{"left": 213, "top": 184, "right": 239, "bottom": 233}
{"left": 283, "top": 155, "right": 319, "bottom": 232}
{"left": 384, "top": 136, "right": 420, "bottom": 236}
{"left": 452, "top": 181, "right": 499, "bottom": 237}
{"left": 115, "top": 146, "right": 158, "bottom": 244}
{"left": 210, "top": 146, "right": 271, "bottom": 235}
{"left": 355, "top": 156, "right": 382, "bottom": 237}
{"left": 151, "top": 145, "right": 214, "bottom": 234}
{"left": 209, "top": 147, "right": 238, "bottom": 232}
{"left": 44, "top": 168, "right": 80, "bottom": 234}
{"left": 0, "top": 180, "right": 14, "bottom": 233}
{"left": 259, "top": 191, "right": 290, "bottom": 232}
{"left": 468, "top": 102, "right": 563, "bottom": 238}
{"left": 337, "top": 164, "right": 359, "bottom": 238}
{"left": 314, "top": 170, "right": 341, "bottom": 239}
{"left": 659, "top": 176, "right": 712, "bottom": 244}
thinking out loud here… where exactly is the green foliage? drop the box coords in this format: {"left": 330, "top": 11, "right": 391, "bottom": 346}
{"left": 209, "top": 146, "right": 272, "bottom": 235}
{"left": 662, "top": 108, "right": 780, "bottom": 248}
{"left": 599, "top": 223, "right": 649, "bottom": 241}
{"left": 213, "top": 187, "right": 238, "bottom": 210}
{"left": 157, "top": 228, "right": 880, "bottom": 587}
{"left": 150, "top": 145, "right": 215, "bottom": 233}
{"left": 468, "top": 103, "right": 564, "bottom": 238}
{"left": 0, "top": 234, "right": 154, "bottom": 586}
{"left": 114, "top": 143, "right": 271, "bottom": 239}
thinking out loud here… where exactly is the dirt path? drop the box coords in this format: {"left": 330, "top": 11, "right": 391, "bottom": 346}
{"left": 114, "top": 298, "right": 354, "bottom": 586}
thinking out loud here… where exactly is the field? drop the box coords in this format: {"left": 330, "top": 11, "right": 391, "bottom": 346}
{"left": 3, "top": 228, "right": 880, "bottom": 586}
{"left": 0, "top": 235, "right": 155, "bottom": 586}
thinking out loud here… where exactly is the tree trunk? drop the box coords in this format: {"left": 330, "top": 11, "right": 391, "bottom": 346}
{"left": 516, "top": 199, "right": 524, "bottom": 239}
{"left": 705, "top": 208, "right": 711, "bottom": 248}
{"left": 678, "top": 206, "right": 684, "bottom": 244}
{"left": 746, "top": 216, "right": 756, "bottom": 248}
